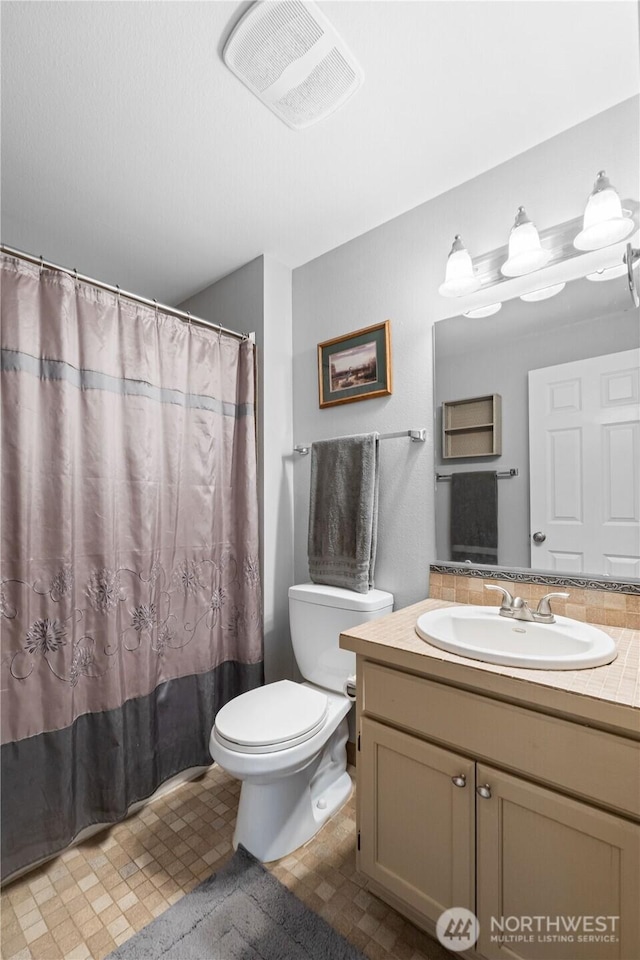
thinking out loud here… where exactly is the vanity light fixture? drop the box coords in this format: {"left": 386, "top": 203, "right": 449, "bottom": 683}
{"left": 438, "top": 173, "right": 638, "bottom": 310}
{"left": 574, "top": 171, "right": 634, "bottom": 251}
{"left": 586, "top": 263, "right": 628, "bottom": 282}
{"left": 520, "top": 282, "right": 565, "bottom": 302}
{"left": 626, "top": 242, "right": 640, "bottom": 307}
{"left": 500, "top": 207, "right": 551, "bottom": 277}
{"left": 438, "top": 235, "right": 481, "bottom": 297}
{"left": 463, "top": 303, "right": 502, "bottom": 318}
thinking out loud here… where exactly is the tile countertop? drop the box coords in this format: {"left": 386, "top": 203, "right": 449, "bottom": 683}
{"left": 339, "top": 598, "right": 640, "bottom": 737}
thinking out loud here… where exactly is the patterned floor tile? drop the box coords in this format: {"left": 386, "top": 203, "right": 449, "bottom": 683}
{"left": 1, "top": 765, "right": 446, "bottom": 960}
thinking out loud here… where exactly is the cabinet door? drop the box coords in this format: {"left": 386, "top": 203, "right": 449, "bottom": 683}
{"left": 359, "top": 717, "right": 475, "bottom": 924}
{"left": 476, "top": 764, "right": 640, "bottom": 960}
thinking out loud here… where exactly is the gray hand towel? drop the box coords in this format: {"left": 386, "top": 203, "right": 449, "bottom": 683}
{"left": 450, "top": 471, "right": 498, "bottom": 565}
{"left": 308, "top": 433, "right": 379, "bottom": 594}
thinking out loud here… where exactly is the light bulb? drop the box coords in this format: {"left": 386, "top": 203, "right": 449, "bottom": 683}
{"left": 501, "top": 207, "right": 551, "bottom": 277}
{"left": 574, "top": 171, "right": 634, "bottom": 251}
{"left": 438, "top": 235, "right": 481, "bottom": 297}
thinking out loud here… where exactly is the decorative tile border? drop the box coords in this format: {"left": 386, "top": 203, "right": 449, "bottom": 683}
{"left": 430, "top": 563, "right": 640, "bottom": 595}
{"left": 429, "top": 569, "right": 640, "bottom": 629}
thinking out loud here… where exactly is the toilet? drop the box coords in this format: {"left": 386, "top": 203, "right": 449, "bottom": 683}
{"left": 209, "top": 582, "right": 394, "bottom": 862}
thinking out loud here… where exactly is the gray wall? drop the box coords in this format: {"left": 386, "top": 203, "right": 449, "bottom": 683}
{"left": 292, "top": 96, "right": 639, "bottom": 610}
{"left": 178, "top": 256, "right": 264, "bottom": 338}
{"left": 293, "top": 226, "right": 434, "bottom": 609}
{"left": 178, "top": 256, "right": 295, "bottom": 683}
{"left": 261, "top": 256, "right": 295, "bottom": 681}
{"left": 174, "top": 96, "right": 638, "bottom": 683}
{"left": 434, "top": 306, "right": 640, "bottom": 568}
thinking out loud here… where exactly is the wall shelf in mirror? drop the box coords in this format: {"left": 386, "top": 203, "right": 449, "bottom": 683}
{"left": 442, "top": 393, "right": 501, "bottom": 458}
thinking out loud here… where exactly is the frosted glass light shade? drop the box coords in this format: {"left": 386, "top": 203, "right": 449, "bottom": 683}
{"left": 463, "top": 303, "right": 502, "bottom": 318}
{"left": 501, "top": 207, "right": 551, "bottom": 277}
{"left": 439, "top": 235, "right": 481, "bottom": 297}
{"left": 520, "top": 282, "right": 565, "bottom": 302}
{"left": 574, "top": 171, "right": 634, "bottom": 251}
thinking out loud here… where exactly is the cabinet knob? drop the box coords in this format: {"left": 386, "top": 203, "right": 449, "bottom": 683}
{"left": 451, "top": 774, "right": 467, "bottom": 788}
{"left": 476, "top": 784, "right": 492, "bottom": 799}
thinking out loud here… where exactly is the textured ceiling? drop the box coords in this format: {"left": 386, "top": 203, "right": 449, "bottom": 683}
{"left": 2, "top": 1, "right": 638, "bottom": 304}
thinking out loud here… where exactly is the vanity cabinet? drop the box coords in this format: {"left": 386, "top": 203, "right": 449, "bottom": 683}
{"left": 476, "top": 765, "right": 639, "bottom": 960}
{"left": 356, "top": 659, "right": 640, "bottom": 960}
{"left": 359, "top": 718, "right": 475, "bottom": 921}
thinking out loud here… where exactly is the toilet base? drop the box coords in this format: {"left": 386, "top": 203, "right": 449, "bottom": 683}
{"left": 232, "top": 717, "right": 352, "bottom": 862}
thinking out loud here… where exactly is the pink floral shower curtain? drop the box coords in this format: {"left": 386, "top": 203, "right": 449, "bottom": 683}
{"left": 0, "top": 254, "right": 263, "bottom": 880}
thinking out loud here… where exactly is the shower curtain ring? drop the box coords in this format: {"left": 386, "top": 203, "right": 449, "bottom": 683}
{"left": 187, "top": 311, "right": 192, "bottom": 326}
{"left": 153, "top": 298, "right": 159, "bottom": 320}
{"left": 73, "top": 267, "right": 79, "bottom": 287}
{"left": 218, "top": 323, "right": 223, "bottom": 341}
{"left": 39, "top": 254, "right": 44, "bottom": 274}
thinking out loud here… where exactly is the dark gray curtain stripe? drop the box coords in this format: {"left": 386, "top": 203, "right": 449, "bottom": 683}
{"left": 0, "top": 660, "right": 263, "bottom": 883}
{"left": 1, "top": 348, "right": 254, "bottom": 418}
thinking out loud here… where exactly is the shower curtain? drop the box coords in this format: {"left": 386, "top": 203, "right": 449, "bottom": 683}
{"left": 0, "top": 254, "right": 263, "bottom": 880}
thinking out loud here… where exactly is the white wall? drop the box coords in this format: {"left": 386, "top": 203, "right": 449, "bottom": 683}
{"left": 292, "top": 96, "right": 639, "bottom": 610}
{"left": 178, "top": 256, "right": 295, "bottom": 682}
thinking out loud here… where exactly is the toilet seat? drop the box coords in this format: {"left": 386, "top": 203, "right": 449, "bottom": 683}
{"left": 214, "top": 680, "right": 329, "bottom": 754}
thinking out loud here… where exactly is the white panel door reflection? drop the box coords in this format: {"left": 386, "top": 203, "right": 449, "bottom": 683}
{"left": 529, "top": 349, "right": 640, "bottom": 576}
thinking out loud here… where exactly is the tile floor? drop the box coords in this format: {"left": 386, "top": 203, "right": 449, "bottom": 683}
{"left": 1, "top": 766, "right": 449, "bottom": 960}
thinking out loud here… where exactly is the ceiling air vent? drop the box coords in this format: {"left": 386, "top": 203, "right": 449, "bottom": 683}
{"left": 223, "top": 1, "right": 364, "bottom": 130}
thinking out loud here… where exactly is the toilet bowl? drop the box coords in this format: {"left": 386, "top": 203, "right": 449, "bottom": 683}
{"left": 209, "top": 583, "right": 393, "bottom": 862}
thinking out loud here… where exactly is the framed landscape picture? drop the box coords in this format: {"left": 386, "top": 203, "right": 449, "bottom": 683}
{"left": 317, "top": 320, "right": 392, "bottom": 408}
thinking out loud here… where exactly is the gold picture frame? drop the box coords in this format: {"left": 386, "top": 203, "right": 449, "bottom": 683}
{"left": 317, "top": 320, "right": 392, "bottom": 409}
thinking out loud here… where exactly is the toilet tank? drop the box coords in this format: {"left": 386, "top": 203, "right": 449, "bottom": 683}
{"left": 288, "top": 583, "right": 394, "bottom": 693}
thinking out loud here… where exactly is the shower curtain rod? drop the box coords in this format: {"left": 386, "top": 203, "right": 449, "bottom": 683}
{"left": 294, "top": 429, "right": 427, "bottom": 455}
{"left": 0, "top": 244, "right": 251, "bottom": 342}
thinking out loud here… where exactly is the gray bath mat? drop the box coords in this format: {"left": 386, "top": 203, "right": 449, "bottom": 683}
{"left": 106, "top": 845, "right": 366, "bottom": 959}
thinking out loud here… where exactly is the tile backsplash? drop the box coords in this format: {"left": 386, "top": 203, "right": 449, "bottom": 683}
{"left": 429, "top": 571, "right": 640, "bottom": 631}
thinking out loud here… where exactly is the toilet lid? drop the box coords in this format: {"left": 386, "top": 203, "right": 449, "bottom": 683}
{"left": 214, "top": 680, "right": 328, "bottom": 752}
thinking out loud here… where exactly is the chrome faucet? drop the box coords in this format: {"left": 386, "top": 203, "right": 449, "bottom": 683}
{"left": 484, "top": 585, "right": 569, "bottom": 624}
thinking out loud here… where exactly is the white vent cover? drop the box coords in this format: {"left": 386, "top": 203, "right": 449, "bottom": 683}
{"left": 223, "top": 1, "right": 364, "bottom": 130}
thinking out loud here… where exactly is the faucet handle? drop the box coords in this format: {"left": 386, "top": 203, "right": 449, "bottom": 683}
{"left": 484, "top": 584, "right": 514, "bottom": 609}
{"left": 536, "top": 592, "right": 569, "bottom": 620}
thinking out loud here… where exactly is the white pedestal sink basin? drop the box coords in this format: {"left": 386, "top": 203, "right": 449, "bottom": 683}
{"left": 415, "top": 606, "right": 617, "bottom": 670}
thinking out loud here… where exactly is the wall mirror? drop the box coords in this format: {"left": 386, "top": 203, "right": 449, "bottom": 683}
{"left": 433, "top": 270, "right": 640, "bottom": 583}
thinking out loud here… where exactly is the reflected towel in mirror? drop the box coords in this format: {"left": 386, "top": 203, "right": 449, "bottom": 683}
{"left": 450, "top": 471, "right": 498, "bottom": 565}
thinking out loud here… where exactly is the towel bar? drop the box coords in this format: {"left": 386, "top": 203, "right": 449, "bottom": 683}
{"left": 436, "top": 468, "right": 518, "bottom": 481}
{"left": 294, "top": 429, "right": 426, "bottom": 455}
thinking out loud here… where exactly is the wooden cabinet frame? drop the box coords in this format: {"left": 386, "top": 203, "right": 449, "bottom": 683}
{"left": 359, "top": 718, "right": 475, "bottom": 923}
{"left": 355, "top": 658, "right": 640, "bottom": 960}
